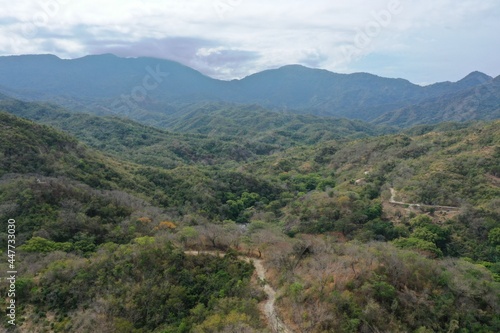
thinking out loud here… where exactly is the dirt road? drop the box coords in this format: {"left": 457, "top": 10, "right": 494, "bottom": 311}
{"left": 389, "top": 188, "right": 459, "bottom": 210}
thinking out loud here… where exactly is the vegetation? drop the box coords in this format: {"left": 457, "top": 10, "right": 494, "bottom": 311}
{"left": 0, "top": 102, "right": 499, "bottom": 332}
{"left": 271, "top": 237, "right": 500, "bottom": 333}
{"left": 0, "top": 99, "right": 394, "bottom": 169}
{"left": 0, "top": 100, "right": 279, "bottom": 168}
{"left": 20, "top": 241, "right": 261, "bottom": 333}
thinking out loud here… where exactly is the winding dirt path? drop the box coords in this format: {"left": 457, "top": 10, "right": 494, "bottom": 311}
{"left": 389, "top": 188, "right": 459, "bottom": 210}
{"left": 389, "top": 187, "right": 407, "bottom": 205}
{"left": 184, "top": 251, "right": 293, "bottom": 333}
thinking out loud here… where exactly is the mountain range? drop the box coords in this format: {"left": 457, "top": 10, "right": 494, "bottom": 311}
{"left": 0, "top": 54, "right": 498, "bottom": 127}
{"left": 1, "top": 64, "right": 499, "bottom": 332}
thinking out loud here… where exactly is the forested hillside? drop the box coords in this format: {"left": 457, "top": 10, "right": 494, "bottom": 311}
{"left": 157, "top": 102, "right": 390, "bottom": 141}
{"left": 0, "top": 100, "right": 279, "bottom": 168}
{"left": 0, "top": 99, "right": 392, "bottom": 168}
{"left": 0, "top": 107, "right": 499, "bottom": 332}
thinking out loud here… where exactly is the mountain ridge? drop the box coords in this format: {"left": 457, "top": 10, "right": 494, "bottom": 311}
{"left": 374, "top": 79, "right": 500, "bottom": 127}
{"left": 0, "top": 54, "right": 496, "bottom": 125}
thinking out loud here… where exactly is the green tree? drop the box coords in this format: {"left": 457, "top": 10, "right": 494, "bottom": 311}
{"left": 179, "top": 226, "right": 199, "bottom": 247}
{"left": 19, "top": 237, "right": 72, "bottom": 253}
{"left": 488, "top": 228, "right": 500, "bottom": 246}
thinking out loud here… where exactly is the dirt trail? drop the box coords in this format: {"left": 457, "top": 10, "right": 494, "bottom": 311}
{"left": 389, "top": 188, "right": 459, "bottom": 210}
{"left": 389, "top": 188, "right": 406, "bottom": 205}
{"left": 184, "top": 251, "right": 294, "bottom": 333}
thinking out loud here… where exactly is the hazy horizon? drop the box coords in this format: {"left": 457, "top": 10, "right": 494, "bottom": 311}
{"left": 1, "top": 1, "right": 499, "bottom": 85}
{"left": 1, "top": 52, "right": 496, "bottom": 87}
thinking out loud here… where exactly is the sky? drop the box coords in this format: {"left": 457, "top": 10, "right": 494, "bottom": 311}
{"left": 0, "top": 0, "right": 499, "bottom": 85}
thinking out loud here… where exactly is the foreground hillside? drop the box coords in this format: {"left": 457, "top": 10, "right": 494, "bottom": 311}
{"left": 0, "top": 112, "right": 499, "bottom": 332}
{"left": 0, "top": 113, "right": 269, "bottom": 332}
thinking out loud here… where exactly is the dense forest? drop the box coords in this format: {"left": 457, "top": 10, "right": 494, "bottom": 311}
{"left": 0, "top": 98, "right": 499, "bottom": 332}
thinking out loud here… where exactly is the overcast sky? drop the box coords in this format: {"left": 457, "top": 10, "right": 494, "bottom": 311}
{"left": 1, "top": 0, "right": 499, "bottom": 84}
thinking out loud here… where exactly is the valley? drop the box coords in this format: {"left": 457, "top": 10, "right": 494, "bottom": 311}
{"left": 0, "top": 60, "right": 499, "bottom": 332}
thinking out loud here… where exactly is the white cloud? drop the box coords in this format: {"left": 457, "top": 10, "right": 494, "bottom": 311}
{"left": 0, "top": 0, "right": 498, "bottom": 83}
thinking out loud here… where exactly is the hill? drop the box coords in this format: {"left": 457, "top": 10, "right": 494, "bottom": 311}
{"left": 0, "top": 54, "right": 497, "bottom": 126}
{"left": 0, "top": 111, "right": 289, "bottom": 221}
{"left": 0, "top": 99, "right": 280, "bottom": 168}
{"left": 0, "top": 112, "right": 276, "bottom": 332}
{"left": 0, "top": 98, "right": 393, "bottom": 169}
{"left": 0, "top": 112, "right": 499, "bottom": 332}
{"left": 158, "top": 102, "right": 392, "bottom": 142}
{"left": 240, "top": 120, "right": 500, "bottom": 260}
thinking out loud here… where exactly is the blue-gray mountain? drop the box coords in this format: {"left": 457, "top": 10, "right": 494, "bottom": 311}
{"left": 0, "top": 54, "right": 498, "bottom": 127}
{"left": 373, "top": 74, "right": 500, "bottom": 126}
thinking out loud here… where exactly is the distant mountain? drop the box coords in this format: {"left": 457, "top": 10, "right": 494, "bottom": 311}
{"left": 373, "top": 78, "right": 500, "bottom": 127}
{"left": 0, "top": 54, "right": 224, "bottom": 103}
{"left": 422, "top": 71, "right": 493, "bottom": 95}
{"left": 227, "top": 65, "right": 425, "bottom": 119}
{"left": 0, "top": 54, "right": 496, "bottom": 125}
{"left": 0, "top": 91, "right": 12, "bottom": 100}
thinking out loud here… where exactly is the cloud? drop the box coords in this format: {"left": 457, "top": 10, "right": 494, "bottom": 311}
{"left": 88, "top": 36, "right": 260, "bottom": 79}
{"left": 90, "top": 36, "right": 216, "bottom": 61}
{"left": 297, "top": 49, "right": 329, "bottom": 68}
{"left": 194, "top": 47, "right": 260, "bottom": 78}
{"left": 0, "top": 0, "right": 499, "bottom": 83}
